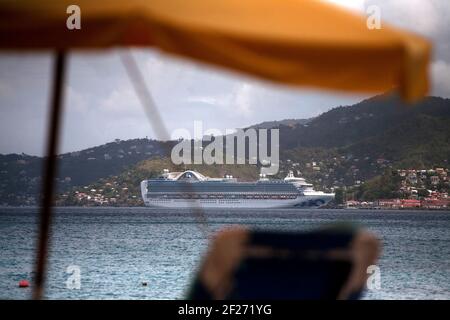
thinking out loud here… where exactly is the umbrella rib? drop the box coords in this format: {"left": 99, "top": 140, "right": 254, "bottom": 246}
{"left": 119, "top": 50, "right": 170, "bottom": 141}
{"left": 119, "top": 49, "right": 210, "bottom": 237}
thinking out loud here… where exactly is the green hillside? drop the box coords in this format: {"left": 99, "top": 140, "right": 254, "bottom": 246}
{"left": 2, "top": 92, "right": 449, "bottom": 206}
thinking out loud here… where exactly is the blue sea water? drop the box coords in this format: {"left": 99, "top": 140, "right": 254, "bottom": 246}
{"left": 0, "top": 207, "right": 449, "bottom": 300}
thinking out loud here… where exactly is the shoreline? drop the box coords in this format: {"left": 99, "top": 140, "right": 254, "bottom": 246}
{"left": 1, "top": 205, "right": 449, "bottom": 212}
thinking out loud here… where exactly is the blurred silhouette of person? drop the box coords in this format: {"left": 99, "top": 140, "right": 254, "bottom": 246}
{"left": 188, "top": 225, "right": 380, "bottom": 300}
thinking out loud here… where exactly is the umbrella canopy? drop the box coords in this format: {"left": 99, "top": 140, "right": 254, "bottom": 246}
{"left": 0, "top": 0, "right": 430, "bottom": 101}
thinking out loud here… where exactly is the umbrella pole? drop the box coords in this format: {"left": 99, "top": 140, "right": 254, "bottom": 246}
{"left": 33, "top": 51, "right": 66, "bottom": 300}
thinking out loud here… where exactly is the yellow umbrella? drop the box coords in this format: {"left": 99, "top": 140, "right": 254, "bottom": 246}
{"left": 0, "top": 0, "right": 431, "bottom": 299}
{"left": 1, "top": 0, "right": 430, "bottom": 101}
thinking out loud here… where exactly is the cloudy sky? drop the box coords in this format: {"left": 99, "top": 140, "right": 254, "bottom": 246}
{"left": 0, "top": 0, "right": 449, "bottom": 156}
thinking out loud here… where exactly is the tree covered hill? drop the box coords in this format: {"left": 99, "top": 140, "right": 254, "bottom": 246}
{"left": 1, "top": 93, "right": 449, "bottom": 205}
{"left": 273, "top": 93, "right": 449, "bottom": 188}
{"left": 278, "top": 93, "right": 450, "bottom": 161}
{"left": 0, "top": 138, "right": 173, "bottom": 205}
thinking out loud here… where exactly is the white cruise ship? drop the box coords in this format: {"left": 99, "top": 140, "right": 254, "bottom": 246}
{"left": 141, "top": 169, "right": 334, "bottom": 209}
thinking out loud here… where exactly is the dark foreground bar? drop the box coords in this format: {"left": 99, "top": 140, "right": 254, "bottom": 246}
{"left": 0, "top": 300, "right": 446, "bottom": 318}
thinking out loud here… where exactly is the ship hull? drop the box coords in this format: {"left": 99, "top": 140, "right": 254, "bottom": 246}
{"left": 142, "top": 195, "right": 333, "bottom": 209}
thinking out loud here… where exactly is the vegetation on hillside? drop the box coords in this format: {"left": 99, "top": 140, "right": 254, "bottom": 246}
{"left": 2, "top": 93, "right": 449, "bottom": 206}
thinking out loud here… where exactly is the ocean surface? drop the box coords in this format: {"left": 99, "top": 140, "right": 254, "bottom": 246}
{"left": 0, "top": 207, "right": 449, "bottom": 300}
